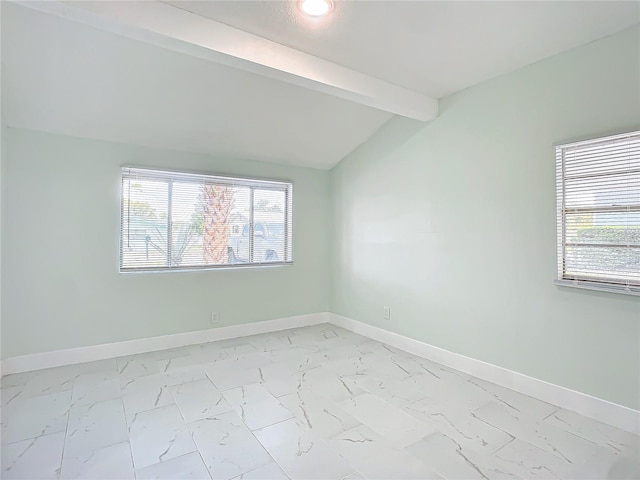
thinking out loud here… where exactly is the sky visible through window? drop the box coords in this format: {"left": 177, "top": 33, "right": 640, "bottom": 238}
{"left": 121, "top": 172, "right": 291, "bottom": 271}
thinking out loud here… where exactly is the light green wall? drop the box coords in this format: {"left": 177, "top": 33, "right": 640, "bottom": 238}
{"left": 2, "top": 25, "right": 639, "bottom": 411}
{"left": 1, "top": 129, "right": 330, "bottom": 358}
{"left": 330, "top": 26, "right": 640, "bottom": 410}
{"left": 0, "top": 123, "right": 3, "bottom": 364}
{"left": 1, "top": 124, "right": 3, "bottom": 364}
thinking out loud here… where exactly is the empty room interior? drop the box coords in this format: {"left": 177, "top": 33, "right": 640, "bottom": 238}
{"left": 1, "top": 1, "right": 639, "bottom": 479}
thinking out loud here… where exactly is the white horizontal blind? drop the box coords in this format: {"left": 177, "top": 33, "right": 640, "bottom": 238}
{"left": 120, "top": 167, "right": 293, "bottom": 272}
{"left": 556, "top": 131, "right": 640, "bottom": 292}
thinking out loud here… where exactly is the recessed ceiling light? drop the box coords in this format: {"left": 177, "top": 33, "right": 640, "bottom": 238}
{"left": 298, "top": 0, "right": 333, "bottom": 17}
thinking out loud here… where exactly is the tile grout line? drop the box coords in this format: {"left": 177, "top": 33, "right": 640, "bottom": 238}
{"left": 237, "top": 397, "right": 292, "bottom": 479}
{"left": 57, "top": 380, "right": 80, "bottom": 479}
{"left": 118, "top": 369, "right": 138, "bottom": 477}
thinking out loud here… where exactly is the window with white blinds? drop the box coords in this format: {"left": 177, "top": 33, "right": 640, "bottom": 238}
{"left": 555, "top": 131, "right": 640, "bottom": 294}
{"left": 120, "top": 167, "right": 293, "bottom": 272}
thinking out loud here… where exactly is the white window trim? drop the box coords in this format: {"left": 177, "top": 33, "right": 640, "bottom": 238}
{"left": 554, "top": 278, "right": 639, "bottom": 296}
{"left": 555, "top": 130, "right": 640, "bottom": 296}
{"left": 120, "top": 166, "right": 294, "bottom": 273}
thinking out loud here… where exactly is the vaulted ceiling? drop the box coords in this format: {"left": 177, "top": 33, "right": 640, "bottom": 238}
{"left": 2, "top": 1, "right": 638, "bottom": 169}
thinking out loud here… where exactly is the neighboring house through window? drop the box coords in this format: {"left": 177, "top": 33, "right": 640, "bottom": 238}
{"left": 120, "top": 167, "right": 293, "bottom": 272}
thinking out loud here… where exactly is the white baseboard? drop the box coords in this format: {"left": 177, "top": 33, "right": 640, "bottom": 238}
{"left": 1, "top": 312, "right": 329, "bottom": 376}
{"left": 2, "top": 310, "right": 637, "bottom": 435}
{"left": 328, "top": 313, "right": 640, "bottom": 436}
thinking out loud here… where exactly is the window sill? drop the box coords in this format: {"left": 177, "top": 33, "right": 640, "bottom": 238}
{"left": 120, "top": 261, "right": 294, "bottom": 275}
{"left": 554, "top": 279, "right": 640, "bottom": 297}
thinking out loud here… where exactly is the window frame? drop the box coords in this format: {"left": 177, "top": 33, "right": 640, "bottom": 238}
{"left": 554, "top": 130, "right": 640, "bottom": 296}
{"left": 119, "top": 166, "right": 294, "bottom": 273}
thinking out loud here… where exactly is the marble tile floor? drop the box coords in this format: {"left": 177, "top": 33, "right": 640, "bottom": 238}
{"left": 1, "top": 323, "right": 638, "bottom": 480}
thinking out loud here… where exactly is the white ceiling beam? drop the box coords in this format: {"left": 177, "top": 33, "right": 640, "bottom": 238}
{"left": 16, "top": 0, "right": 438, "bottom": 121}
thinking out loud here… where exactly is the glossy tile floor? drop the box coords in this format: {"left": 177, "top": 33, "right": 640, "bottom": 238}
{"left": 1, "top": 324, "right": 638, "bottom": 480}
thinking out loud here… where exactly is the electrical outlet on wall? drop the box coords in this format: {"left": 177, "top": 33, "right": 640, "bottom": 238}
{"left": 210, "top": 312, "right": 220, "bottom": 324}
{"left": 383, "top": 306, "right": 391, "bottom": 321}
